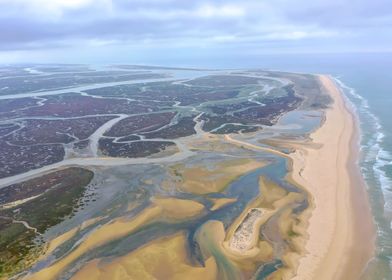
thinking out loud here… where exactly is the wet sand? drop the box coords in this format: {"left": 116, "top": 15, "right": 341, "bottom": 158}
{"left": 25, "top": 198, "right": 205, "bottom": 279}
{"left": 169, "top": 159, "right": 265, "bottom": 194}
{"left": 290, "top": 75, "right": 375, "bottom": 279}
{"left": 72, "top": 233, "right": 218, "bottom": 280}
{"left": 209, "top": 197, "right": 237, "bottom": 211}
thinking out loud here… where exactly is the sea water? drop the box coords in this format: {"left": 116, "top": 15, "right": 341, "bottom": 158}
{"left": 333, "top": 66, "right": 392, "bottom": 279}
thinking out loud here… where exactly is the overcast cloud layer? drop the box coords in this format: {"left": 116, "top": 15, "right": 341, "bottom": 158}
{"left": 0, "top": 0, "right": 391, "bottom": 64}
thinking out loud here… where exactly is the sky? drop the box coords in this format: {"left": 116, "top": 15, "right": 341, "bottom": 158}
{"left": 0, "top": 0, "right": 391, "bottom": 66}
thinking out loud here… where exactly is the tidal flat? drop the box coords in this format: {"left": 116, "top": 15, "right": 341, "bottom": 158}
{"left": 0, "top": 65, "right": 369, "bottom": 280}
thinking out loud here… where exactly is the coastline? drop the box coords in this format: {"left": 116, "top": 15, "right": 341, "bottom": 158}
{"left": 291, "top": 75, "right": 375, "bottom": 279}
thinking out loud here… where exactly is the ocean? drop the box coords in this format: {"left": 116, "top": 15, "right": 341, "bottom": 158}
{"left": 334, "top": 63, "right": 392, "bottom": 280}
{"left": 200, "top": 52, "right": 392, "bottom": 279}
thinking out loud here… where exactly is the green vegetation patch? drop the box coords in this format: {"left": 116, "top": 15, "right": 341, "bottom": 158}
{"left": 0, "top": 167, "right": 94, "bottom": 278}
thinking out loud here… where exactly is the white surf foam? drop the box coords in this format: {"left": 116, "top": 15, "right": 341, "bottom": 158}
{"left": 334, "top": 77, "right": 392, "bottom": 215}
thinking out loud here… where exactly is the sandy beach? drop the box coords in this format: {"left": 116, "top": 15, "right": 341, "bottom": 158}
{"left": 291, "top": 75, "right": 375, "bottom": 279}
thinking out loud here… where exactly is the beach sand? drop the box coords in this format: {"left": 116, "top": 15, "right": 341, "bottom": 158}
{"left": 290, "top": 75, "right": 375, "bottom": 279}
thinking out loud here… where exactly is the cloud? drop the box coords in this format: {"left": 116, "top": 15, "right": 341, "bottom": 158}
{"left": 0, "top": 0, "right": 391, "bottom": 62}
{"left": 0, "top": 0, "right": 112, "bottom": 19}
{"left": 195, "top": 3, "right": 245, "bottom": 18}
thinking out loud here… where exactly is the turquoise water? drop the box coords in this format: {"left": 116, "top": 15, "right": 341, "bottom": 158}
{"left": 334, "top": 70, "right": 392, "bottom": 279}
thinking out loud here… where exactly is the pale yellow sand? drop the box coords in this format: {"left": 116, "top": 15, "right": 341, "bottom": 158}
{"left": 290, "top": 75, "right": 375, "bottom": 280}
{"left": 72, "top": 233, "right": 218, "bottom": 280}
{"left": 209, "top": 197, "right": 237, "bottom": 211}
{"left": 224, "top": 134, "right": 290, "bottom": 159}
{"left": 26, "top": 207, "right": 162, "bottom": 280}
{"left": 26, "top": 198, "right": 204, "bottom": 280}
{"left": 39, "top": 217, "right": 103, "bottom": 261}
{"left": 169, "top": 159, "right": 265, "bottom": 194}
{"left": 152, "top": 197, "right": 205, "bottom": 219}
{"left": 223, "top": 176, "right": 303, "bottom": 261}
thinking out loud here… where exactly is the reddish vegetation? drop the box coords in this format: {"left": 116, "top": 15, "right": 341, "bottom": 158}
{"left": 185, "top": 75, "right": 263, "bottom": 87}
{"left": 5, "top": 116, "right": 114, "bottom": 145}
{"left": 0, "top": 140, "right": 64, "bottom": 178}
{"left": 0, "top": 97, "right": 38, "bottom": 113}
{"left": 0, "top": 73, "right": 305, "bottom": 178}
{"left": 86, "top": 82, "right": 240, "bottom": 106}
{"left": 233, "top": 86, "right": 301, "bottom": 125}
{"left": 23, "top": 94, "right": 158, "bottom": 117}
{"left": 105, "top": 112, "right": 177, "bottom": 137}
{"left": 0, "top": 124, "right": 20, "bottom": 136}
{"left": 142, "top": 115, "right": 196, "bottom": 139}
{"left": 99, "top": 139, "right": 175, "bottom": 158}
{"left": 0, "top": 72, "right": 166, "bottom": 95}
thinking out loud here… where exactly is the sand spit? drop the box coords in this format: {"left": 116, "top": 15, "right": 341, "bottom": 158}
{"left": 224, "top": 134, "right": 290, "bottom": 159}
{"left": 290, "top": 75, "right": 375, "bottom": 280}
{"left": 209, "top": 197, "right": 237, "bottom": 211}
{"left": 229, "top": 208, "right": 264, "bottom": 253}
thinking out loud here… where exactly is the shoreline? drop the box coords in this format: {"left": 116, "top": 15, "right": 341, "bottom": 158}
{"left": 290, "top": 75, "right": 375, "bottom": 279}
